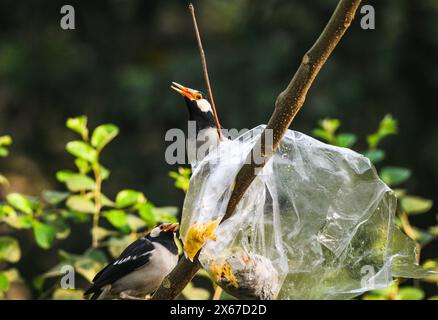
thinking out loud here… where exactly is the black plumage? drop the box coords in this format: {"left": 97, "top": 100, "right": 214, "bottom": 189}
{"left": 84, "top": 222, "right": 179, "bottom": 300}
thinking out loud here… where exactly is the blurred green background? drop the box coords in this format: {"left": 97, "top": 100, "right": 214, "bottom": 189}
{"left": 0, "top": 0, "right": 437, "bottom": 298}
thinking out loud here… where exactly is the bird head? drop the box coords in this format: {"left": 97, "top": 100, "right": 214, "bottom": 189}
{"left": 171, "top": 82, "right": 215, "bottom": 131}
{"left": 149, "top": 222, "right": 180, "bottom": 239}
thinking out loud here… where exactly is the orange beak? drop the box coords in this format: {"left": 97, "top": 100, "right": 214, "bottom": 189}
{"left": 163, "top": 222, "right": 180, "bottom": 232}
{"left": 171, "top": 82, "right": 198, "bottom": 100}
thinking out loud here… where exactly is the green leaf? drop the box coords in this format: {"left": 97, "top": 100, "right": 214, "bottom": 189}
{"left": 6, "top": 193, "right": 33, "bottom": 215}
{"left": 106, "top": 235, "right": 136, "bottom": 258}
{"left": 0, "top": 236, "right": 21, "bottom": 263}
{"left": 98, "top": 164, "right": 110, "bottom": 180}
{"left": 18, "top": 215, "right": 33, "bottom": 229}
{"left": 126, "top": 214, "right": 146, "bottom": 231}
{"left": 0, "top": 273, "right": 9, "bottom": 292}
{"left": 56, "top": 170, "right": 76, "bottom": 183}
{"left": 0, "top": 147, "right": 9, "bottom": 157}
{"left": 93, "top": 227, "right": 117, "bottom": 242}
{"left": 64, "top": 174, "right": 96, "bottom": 192}
{"left": 66, "top": 141, "right": 97, "bottom": 163}
{"left": 311, "top": 128, "right": 331, "bottom": 143}
{"left": 397, "top": 287, "right": 425, "bottom": 300}
{"left": 137, "top": 202, "right": 156, "bottom": 225}
{"left": 362, "top": 294, "right": 386, "bottom": 300}
{"left": 60, "top": 210, "right": 90, "bottom": 223}
{"left": 366, "top": 133, "right": 380, "bottom": 150}
{"left": 101, "top": 194, "right": 115, "bottom": 207}
{"left": 151, "top": 206, "right": 178, "bottom": 223}
{"left": 72, "top": 249, "right": 108, "bottom": 282}
{"left": 380, "top": 167, "right": 411, "bottom": 186}
{"left": 0, "top": 135, "right": 12, "bottom": 147}
{"left": 42, "top": 190, "right": 70, "bottom": 205}
{"left": 401, "top": 196, "right": 433, "bottom": 215}
{"left": 320, "top": 118, "right": 340, "bottom": 135}
{"left": 366, "top": 114, "right": 398, "bottom": 149}
{"left": 116, "top": 190, "right": 145, "bottom": 208}
{"left": 393, "top": 188, "right": 406, "bottom": 198}
{"left": 379, "top": 114, "right": 398, "bottom": 136}
{"left": 103, "top": 210, "right": 129, "bottom": 229}
{"left": 66, "top": 116, "right": 88, "bottom": 140}
{"left": 429, "top": 225, "right": 438, "bottom": 236}
{"left": 422, "top": 260, "right": 438, "bottom": 282}
{"left": 412, "top": 228, "right": 434, "bottom": 245}
{"left": 44, "top": 214, "right": 71, "bottom": 240}
{"left": 335, "top": 133, "right": 357, "bottom": 148}
{"left": 33, "top": 221, "right": 56, "bottom": 249}
{"left": 66, "top": 195, "right": 95, "bottom": 214}
{"left": 363, "top": 149, "right": 385, "bottom": 164}
{"left": 138, "top": 203, "right": 178, "bottom": 225}
{"left": 75, "top": 159, "right": 90, "bottom": 174}
{"left": 0, "top": 205, "right": 32, "bottom": 229}
{"left": 169, "top": 167, "right": 191, "bottom": 193}
{"left": 91, "top": 124, "right": 119, "bottom": 151}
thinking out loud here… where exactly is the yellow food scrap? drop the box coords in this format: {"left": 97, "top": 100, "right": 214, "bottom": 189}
{"left": 210, "top": 261, "right": 223, "bottom": 281}
{"left": 210, "top": 261, "right": 239, "bottom": 288}
{"left": 184, "top": 219, "right": 219, "bottom": 261}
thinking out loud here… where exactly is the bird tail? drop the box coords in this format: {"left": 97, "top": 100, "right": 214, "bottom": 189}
{"left": 84, "top": 284, "right": 111, "bottom": 300}
{"left": 89, "top": 290, "right": 102, "bottom": 300}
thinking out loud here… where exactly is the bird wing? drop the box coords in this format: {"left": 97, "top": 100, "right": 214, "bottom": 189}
{"left": 84, "top": 237, "right": 155, "bottom": 296}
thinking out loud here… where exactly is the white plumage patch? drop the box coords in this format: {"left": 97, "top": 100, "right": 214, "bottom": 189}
{"left": 113, "top": 251, "right": 153, "bottom": 265}
{"left": 196, "top": 99, "right": 212, "bottom": 113}
{"left": 150, "top": 226, "right": 161, "bottom": 238}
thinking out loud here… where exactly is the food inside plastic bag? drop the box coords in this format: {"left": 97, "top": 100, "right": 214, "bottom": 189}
{"left": 209, "top": 249, "right": 280, "bottom": 300}
{"left": 183, "top": 219, "right": 219, "bottom": 261}
{"left": 180, "top": 125, "right": 429, "bottom": 300}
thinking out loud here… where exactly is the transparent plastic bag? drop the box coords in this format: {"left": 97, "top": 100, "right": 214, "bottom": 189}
{"left": 180, "top": 125, "right": 429, "bottom": 300}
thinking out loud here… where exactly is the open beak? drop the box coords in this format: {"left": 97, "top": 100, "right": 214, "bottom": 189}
{"left": 171, "top": 82, "right": 197, "bottom": 100}
{"left": 163, "top": 222, "right": 180, "bottom": 232}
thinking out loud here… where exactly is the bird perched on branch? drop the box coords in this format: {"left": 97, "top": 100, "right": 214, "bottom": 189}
{"left": 171, "top": 82, "right": 225, "bottom": 165}
{"left": 84, "top": 222, "right": 179, "bottom": 300}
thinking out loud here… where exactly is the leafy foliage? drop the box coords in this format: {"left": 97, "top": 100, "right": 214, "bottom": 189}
{"left": 0, "top": 116, "right": 178, "bottom": 299}
{"left": 313, "top": 114, "right": 437, "bottom": 300}
{"left": 0, "top": 135, "right": 12, "bottom": 187}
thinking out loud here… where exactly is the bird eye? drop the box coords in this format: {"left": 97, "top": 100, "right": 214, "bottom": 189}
{"left": 195, "top": 94, "right": 202, "bottom": 100}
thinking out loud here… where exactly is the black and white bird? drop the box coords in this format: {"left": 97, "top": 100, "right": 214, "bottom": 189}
{"left": 171, "top": 82, "right": 225, "bottom": 165}
{"left": 84, "top": 222, "right": 179, "bottom": 300}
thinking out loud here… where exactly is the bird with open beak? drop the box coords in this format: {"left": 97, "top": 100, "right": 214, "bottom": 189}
{"left": 171, "top": 82, "right": 224, "bottom": 165}
{"left": 84, "top": 222, "right": 179, "bottom": 300}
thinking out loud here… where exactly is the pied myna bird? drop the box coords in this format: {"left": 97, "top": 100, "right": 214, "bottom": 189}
{"left": 84, "top": 222, "right": 179, "bottom": 300}
{"left": 171, "top": 82, "right": 225, "bottom": 164}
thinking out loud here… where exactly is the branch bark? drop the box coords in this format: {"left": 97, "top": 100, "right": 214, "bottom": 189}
{"left": 152, "top": 0, "right": 362, "bottom": 300}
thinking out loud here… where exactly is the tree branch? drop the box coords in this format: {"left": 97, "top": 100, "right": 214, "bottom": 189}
{"left": 152, "top": 0, "right": 362, "bottom": 300}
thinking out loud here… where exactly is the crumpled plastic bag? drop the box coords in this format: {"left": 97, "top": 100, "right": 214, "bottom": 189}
{"left": 180, "top": 125, "right": 429, "bottom": 300}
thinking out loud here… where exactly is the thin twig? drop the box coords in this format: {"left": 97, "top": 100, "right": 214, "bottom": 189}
{"left": 152, "top": 0, "right": 362, "bottom": 300}
{"left": 189, "top": 3, "right": 224, "bottom": 140}
{"left": 212, "top": 286, "right": 223, "bottom": 300}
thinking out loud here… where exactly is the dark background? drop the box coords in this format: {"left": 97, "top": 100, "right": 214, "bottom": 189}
{"left": 0, "top": 0, "right": 437, "bottom": 296}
